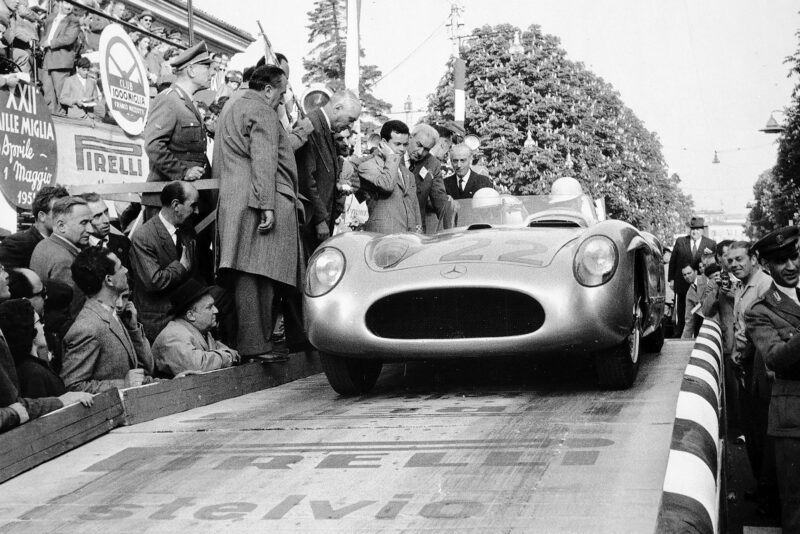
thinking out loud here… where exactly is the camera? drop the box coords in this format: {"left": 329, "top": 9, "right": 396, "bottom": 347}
{"left": 720, "top": 271, "right": 731, "bottom": 290}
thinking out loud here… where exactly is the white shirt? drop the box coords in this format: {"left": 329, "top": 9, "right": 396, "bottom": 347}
{"left": 88, "top": 235, "right": 108, "bottom": 247}
{"left": 158, "top": 212, "right": 179, "bottom": 246}
{"left": 774, "top": 282, "right": 800, "bottom": 306}
{"left": 458, "top": 169, "right": 472, "bottom": 190}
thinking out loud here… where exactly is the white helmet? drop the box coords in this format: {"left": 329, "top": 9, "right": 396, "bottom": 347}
{"left": 471, "top": 187, "right": 501, "bottom": 209}
{"left": 549, "top": 176, "right": 583, "bottom": 204}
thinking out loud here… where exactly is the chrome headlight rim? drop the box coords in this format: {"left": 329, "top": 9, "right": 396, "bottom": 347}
{"left": 573, "top": 235, "right": 618, "bottom": 287}
{"left": 305, "top": 247, "right": 346, "bottom": 297}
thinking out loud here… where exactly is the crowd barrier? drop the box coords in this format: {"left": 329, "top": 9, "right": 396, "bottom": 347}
{"left": 657, "top": 319, "right": 723, "bottom": 534}
{"left": 0, "top": 355, "right": 321, "bottom": 484}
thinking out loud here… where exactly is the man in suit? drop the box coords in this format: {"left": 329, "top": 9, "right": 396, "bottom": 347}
{"left": 79, "top": 193, "right": 131, "bottom": 271}
{"left": 130, "top": 182, "right": 199, "bottom": 342}
{"left": 152, "top": 279, "right": 239, "bottom": 377}
{"left": 444, "top": 143, "right": 494, "bottom": 200}
{"left": 30, "top": 196, "right": 93, "bottom": 321}
{"left": 0, "top": 0, "right": 40, "bottom": 73}
{"left": 142, "top": 41, "right": 215, "bottom": 279}
{"left": 296, "top": 89, "right": 361, "bottom": 253}
{"left": 358, "top": 120, "right": 421, "bottom": 235}
{"left": 745, "top": 226, "right": 800, "bottom": 530}
{"left": 61, "top": 246, "right": 154, "bottom": 393}
{"left": 40, "top": 0, "right": 81, "bottom": 114}
{"left": 406, "top": 124, "right": 453, "bottom": 234}
{"left": 667, "top": 216, "right": 717, "bottom": 337}
{"left": 59, "top": 57, "right": 100, "bottom": 119}
{"left": 215, "top": 66, "right": 304, "bottom": 361}
{"left": 0, "top": 185, "right": 69, "bottom": 269}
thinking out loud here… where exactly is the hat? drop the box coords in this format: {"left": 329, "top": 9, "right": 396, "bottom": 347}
{"left": 138, "top": 9, "right": 155, "bottom": 20}
{"left": 752, "top": 226, "right": 800, "bottom": 262}
{"left": 169, "top": 40, "right": 212, "bottom": 70}
{"left": 225, "top": 70, "right": 243, "bottom": 83}
{"left": 168, "top": 29, "right": 182, "bottom": 39}
{"left": 169, "top": 279, "right": 212, "bottom": 315}
{"left": 688, "top": 216, "right": 705, "bottom": 229}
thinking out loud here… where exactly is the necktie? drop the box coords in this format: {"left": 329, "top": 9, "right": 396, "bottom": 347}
{"left": 175, "top": 232, "right": 183, "bottom": 258}
{"left": 691, "top": 240, "right": 697, "bottom": 256}
{"left": 459, "top": 177, "right": 466, "bottom": 192}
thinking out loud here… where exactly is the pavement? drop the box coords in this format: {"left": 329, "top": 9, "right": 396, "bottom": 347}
{"left": 1, "top": 343, "right": 691, "bottom": 533}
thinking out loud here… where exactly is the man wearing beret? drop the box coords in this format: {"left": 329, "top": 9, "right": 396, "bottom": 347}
{"left": 143, "top": 40, "right": 217, "bottom": 281}
{"left": 745, "top": 226, "right": 800, "bottom": 530}
{"left": 668, "top": 216, "right": 717, "bottom": 337}
{"left": 152, "top": 279, "right": 239, "bottom": 377}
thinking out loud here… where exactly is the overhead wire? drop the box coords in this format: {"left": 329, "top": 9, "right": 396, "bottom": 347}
{"left": 372, "top": 18, "right": 448, "bottom": 86}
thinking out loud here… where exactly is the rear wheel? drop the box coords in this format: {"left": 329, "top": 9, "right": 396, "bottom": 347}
{"left": 320, "top": 352, "right": 382, "bottom": 395}
{"left": 596, "top": 301, "right": 642, "bottom": 389}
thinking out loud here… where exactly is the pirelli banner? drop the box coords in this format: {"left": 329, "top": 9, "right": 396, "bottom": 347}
{"left": 53, "top": 116, "right": 148, "bottom": 189}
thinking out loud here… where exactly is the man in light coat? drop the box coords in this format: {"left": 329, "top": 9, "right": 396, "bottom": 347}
{"left": 61, "top": 246, "right": 154, "bottom": 393}
{"left": 152, "top": 279, "right": 239, "bottom": 377}
{"left": 39, "top": 0, "right": 81, "bottom": 114}
{"left": 358, "top": 119, "right": 422, "bottom": 235}
{"left": 214, "top": 65, "right": 304, "bottom": 361}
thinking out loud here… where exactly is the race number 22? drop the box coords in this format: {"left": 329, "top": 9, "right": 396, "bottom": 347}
{"left": 440, "top": 238, "right": 547, "bottom": 266}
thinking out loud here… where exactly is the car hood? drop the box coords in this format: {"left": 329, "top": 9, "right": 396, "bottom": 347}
{"left": 364, "top": 226, "right": 585, "bottom": 271}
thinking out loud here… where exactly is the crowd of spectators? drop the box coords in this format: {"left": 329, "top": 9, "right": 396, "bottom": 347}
{"left": 667, "top": 222, "right": 800, "bottom": 531}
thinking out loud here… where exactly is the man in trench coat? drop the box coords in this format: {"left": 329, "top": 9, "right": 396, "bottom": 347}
{"left": 213, "top": 65, "right": 304, "bottom": 361}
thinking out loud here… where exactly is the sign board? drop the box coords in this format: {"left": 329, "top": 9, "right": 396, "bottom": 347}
{"left": 99, "top": 24, "right": 150, "bottom": 136}
{"left": 0, "top": 83, "right": 58, "bottom": 209}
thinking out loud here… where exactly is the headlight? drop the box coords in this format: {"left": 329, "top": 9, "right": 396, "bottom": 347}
{"left": 306, "top": 247, "right": 346, "bottom": 297}
{"left": 371, "top": 238, "right": 410, "bottom": 269}
{"left": 573, "top": 236, "right": 618, "bottom": 286}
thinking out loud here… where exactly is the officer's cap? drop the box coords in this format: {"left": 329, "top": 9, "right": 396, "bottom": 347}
{"left": 752, "top": 226, "right": 800, "bottom": 261}
{"left": 170, "top": 40, "right": 213, "bottom": 70}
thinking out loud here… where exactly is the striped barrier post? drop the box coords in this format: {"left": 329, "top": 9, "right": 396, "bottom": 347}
{"left": 657, "top": 319, "right": 723, "bottom": 534}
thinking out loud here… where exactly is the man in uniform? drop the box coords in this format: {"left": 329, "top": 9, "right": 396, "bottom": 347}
{"left": 745, "top": 226, "right": 800, "bottom": 530}
{"left": 143, "top": 41, "right": 216, "bottom": 279}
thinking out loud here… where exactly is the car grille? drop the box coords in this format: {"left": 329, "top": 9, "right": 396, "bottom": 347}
{"left": 365, "top": 288, "right": 544, "bottom": 339}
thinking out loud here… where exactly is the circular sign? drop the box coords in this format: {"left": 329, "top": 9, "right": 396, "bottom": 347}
{"left": 99, "top": 24, "right": 149, "bottom": 136}
{"left": 0, "top": 82, "right": 58, "bottom": 209}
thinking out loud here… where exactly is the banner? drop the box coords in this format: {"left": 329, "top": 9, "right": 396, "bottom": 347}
{"left": 0, "top": 84, "right": 57, "bottom": 209}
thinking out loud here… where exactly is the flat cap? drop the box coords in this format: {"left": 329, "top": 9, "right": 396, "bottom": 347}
{"left": 752, "top": 226, "right": 799, "bottom": 261}
{"left": 169, "top": 40, "right": 212, "bottom": 70}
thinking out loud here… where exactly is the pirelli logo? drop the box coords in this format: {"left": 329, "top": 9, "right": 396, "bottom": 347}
{"left": 75, "top": 135, "right": 143, "bottom": 176}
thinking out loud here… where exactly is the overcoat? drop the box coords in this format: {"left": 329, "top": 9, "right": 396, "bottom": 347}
{"left": 296, "top": 108, "right": 340, "bottom": 232}
{"left": 214, "top": 90, "right": 304, "bottom": 288}
{"left": 153, "top": 318, "right": 238, "bottom": 377}
{"left": 358, "top": 152, "right": 421, "bottom": 234}
{"left": 40, "top": 12, "right": 81, "bottom": 70}
{"left": 0, "top": 225, "right": 43, "bottom": 269}
{"left": 59, "top": 74, "right": 99, "bottom": 119}
{"left": 61, "top": 299, "right": 154, "bottom": 393}
{"left": 667, "top": 234, "right": 717, "bottom": 294}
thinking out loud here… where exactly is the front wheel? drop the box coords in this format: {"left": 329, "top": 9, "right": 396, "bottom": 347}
{"left": 596, "top": 303, "right": 641, "bottom": 390}
{"left": 641, "top": 322, "right": 665, "bottom": 353}
{"left": 320, "top": 352, "right": 382, "bottom": 395}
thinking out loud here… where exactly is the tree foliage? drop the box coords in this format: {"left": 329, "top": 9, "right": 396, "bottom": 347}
{"left": 302, "top": 0, "right": 391, "bottom": 118}
{"left": 751, "top": 22, "right": 800, "bottom": 232}
{"left": 426, "top": 24, "right": 693, "bottom": 242}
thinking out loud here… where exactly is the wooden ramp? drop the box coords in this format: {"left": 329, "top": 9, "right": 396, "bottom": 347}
{"left": 0, "top": 342, "right": 692, "bottom": 533}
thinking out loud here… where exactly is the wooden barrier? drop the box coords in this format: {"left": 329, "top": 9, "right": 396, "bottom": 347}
{"left": 0, "top": 389, "right": 125, "bottom": 484}
{"left": 121, "top": 353, "right": 321, "bottom": 425}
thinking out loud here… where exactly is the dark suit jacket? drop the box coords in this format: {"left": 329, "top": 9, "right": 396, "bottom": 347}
{"left": 41, "top": 12, "right": 81, "bottom": 70}
{"left": 409, "top": 153, "right": 448, "bottom": 230}
{"left": 668, "top": 234, "right": 717, "bottom": 294}
{"left": 296, "top": 108, "right": 339, "bottom": 231}
{"left": 106, "top": 233, "right": 132, "bottom": 272}
{"left": 0, "top": 225, "right": 43, "bottom": 269}
{"left": 61, "top": 299, "right": 154, "bottom": 393}
{"left": 745, "top": 283, "right": 800, "bottom": 437}
{"left": 444, "top": 170, "right": 494, "bottom": 200}
{"left": 130, "top": 215, "right": 197, "bottom": 341}
{"left": 142, "top": 84, "right": 210, "bottom": 207}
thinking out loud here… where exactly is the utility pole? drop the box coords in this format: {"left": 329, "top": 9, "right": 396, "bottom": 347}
{"left": 446, "top": 2, "right": 466, "bottom": 128}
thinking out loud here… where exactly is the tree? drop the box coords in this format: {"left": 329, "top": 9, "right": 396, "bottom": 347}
{"left": 302, "top": 0, "right": 391, "bottom": 118}
{"left": 758, "top": 22, "right": 800, "bottom": 228}
{"left": 745, "top": 168, "right": 793, "bottom": 238}
{"left": 426, "top": 24, "right": 693, "bottom": 243}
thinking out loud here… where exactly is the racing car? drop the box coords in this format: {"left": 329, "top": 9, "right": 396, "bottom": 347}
{"left": 304, "top": 180, "right": 666, "bottom": 395}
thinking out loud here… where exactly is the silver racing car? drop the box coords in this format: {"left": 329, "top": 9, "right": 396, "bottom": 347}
{"left": 304, "top": 186, "right": 666, "bottom": 395}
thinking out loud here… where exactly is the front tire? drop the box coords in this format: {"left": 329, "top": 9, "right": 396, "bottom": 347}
{"left": 596, "top": 303, "right": 641, "bottom": 389}
{"left": 320, "top": 352, "right": 382, "bottom": 395}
